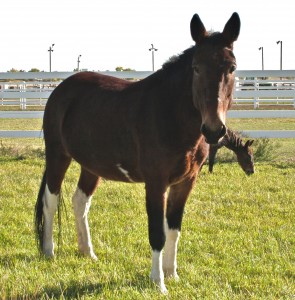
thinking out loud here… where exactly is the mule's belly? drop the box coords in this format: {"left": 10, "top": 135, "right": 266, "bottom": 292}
{"left": 61, "top": 117, "right": 143, "bottom": 182}
{"left": 74, "top": 156, "right": 143, "bottom": 183}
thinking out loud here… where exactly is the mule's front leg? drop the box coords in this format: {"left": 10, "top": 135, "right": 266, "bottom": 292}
{"left": 72, "top": 187, "right": 97, "bottom": 260}
{"left": 163, "top": 220, "right": 180, "bottom": 279}
{"left": 163, "top": 175, "right": 196, "bottom": 279}
{"left": 146, "top": 183, "right": 167, "bottom": 293}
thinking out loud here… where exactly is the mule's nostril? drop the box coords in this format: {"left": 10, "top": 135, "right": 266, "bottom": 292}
{"left": 201, "top": 123, "right": 227, "bottom": 144}
{"left": 219, "top": 125, "right": 227, "bottom": 139}
{"left": 201, "top": 124, "right": 207, "bottom": 136}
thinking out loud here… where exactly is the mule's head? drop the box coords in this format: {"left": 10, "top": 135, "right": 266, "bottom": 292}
{"left": 237, "top": 139, "right": 255, "bottom": 175}
{"left": 190, "top": 13, "right": 240, "bottom": 144}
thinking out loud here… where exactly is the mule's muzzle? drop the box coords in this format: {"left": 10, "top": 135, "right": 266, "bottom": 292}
{"left": 245, "top": 168, "right": 255, "bottom": 176}
{"left": 201, "top": 123, "right": 227, "bottom": 144}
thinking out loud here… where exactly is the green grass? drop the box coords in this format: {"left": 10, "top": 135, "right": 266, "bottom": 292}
{"left": 0, "top": 138, "right": 295, "bottom": 299}
{"left": 0, "top": 119, "right": 42, "bottom": 131}
{"left": 227, "top": 118, "right": 295, "bottom": 131}
{"left": 0, "top": 117, "right": 295, "bottom": 298}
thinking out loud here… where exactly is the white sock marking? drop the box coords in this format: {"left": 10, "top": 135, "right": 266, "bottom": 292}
{"left": 117, "top": 163, "right": 134, "bottom": 182}
{"left": 150, "top": 250, "right": 167, "bottom": 293}
{"left": 42, "top": 184, "right": 58, "bottom": 257}
{"left": 72, "top": 187, "right": 97, "bottom": 260}
{"left": 163, "top": 219, "right": 180, "bottom": 279}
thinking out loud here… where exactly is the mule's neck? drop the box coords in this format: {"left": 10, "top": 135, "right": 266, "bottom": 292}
{"left": 222, "top": 129, "right": 243, "bottom": 153}
{"left": 159, "top": 48, "right": 202, "bottom": 142}
{"left": 137, "top": 46, "right": 202, "bottom": 148}
{"left": 153, "top": 47, "right": 199, "bottom": 121}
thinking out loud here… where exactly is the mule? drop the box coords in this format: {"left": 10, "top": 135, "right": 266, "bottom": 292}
{"left": 35, "top": 12, "right": 240, "bottom": 293}
{"left": 208, "top": 129, "right": 254, "bottom": 174}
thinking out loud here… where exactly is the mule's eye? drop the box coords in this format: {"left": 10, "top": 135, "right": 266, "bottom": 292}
{"left": 229, "top": 65, "right": 236, "bottom": 74}
{"left": 193, "top": 65, "right": 200, "bottom": 75}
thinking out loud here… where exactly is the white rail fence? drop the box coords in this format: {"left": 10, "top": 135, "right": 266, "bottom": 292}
{"left": 0, "top": 70, "right": 294, "bottom": 138}
{"left": 234, "top": 70, "right": 295, "bottom": 108}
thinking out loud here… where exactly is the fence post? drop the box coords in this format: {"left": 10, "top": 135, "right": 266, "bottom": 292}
{"left": 19, "top": 82, "right": 27, "bottom": 110}
{"left": 0, "top": 84, "right": 3, "bottom": 106}
{"left": 254, "top": 77, "right": 259, "bottom": 109}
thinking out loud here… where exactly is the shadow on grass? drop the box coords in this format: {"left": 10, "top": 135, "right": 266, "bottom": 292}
{"left": 10, "top": 274, "right": 155, "bottom": 299}
{"left": 0, "top": 253, "right": 36, "bottom": 267}
{"left": 34, "top": 281, "right": 106, "bottom": 299}
{"left": 271, "top": 161, "right": 295, "bottom": 169}
{"left": 1, "top": 253, "right": 154, "bottom": 299}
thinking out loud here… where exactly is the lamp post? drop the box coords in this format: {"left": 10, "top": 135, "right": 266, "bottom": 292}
{"left": 77, "top": 55, "right": 82, "bottom": 71}
{"left": 258, "top": 47, "right": 264, "bottom": 70}
{"left": 276, "top": 41, "right": 282, "bottom": 70}
{"left": 149, "top": 44, "right": 158, "bottom": 71}
{"left": 48, "top": 44, "right": 55, "bottom": 72}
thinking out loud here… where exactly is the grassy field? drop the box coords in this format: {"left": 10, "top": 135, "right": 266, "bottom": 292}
{"left": 0, "top": 117, "right": 295, "bottom": 299}
{"left": 0, "top": 153, "right": 294, "bottom": 299}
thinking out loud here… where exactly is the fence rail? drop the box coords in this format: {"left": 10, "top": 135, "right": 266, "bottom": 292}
{"left": 233, "top": 70, "right": 295, "bottom": 108}
{"left": 1, "top": 70, "right": 295, "bottom": 109}
{"left": 0, "top": 71, "right": 294, "bottom": 138}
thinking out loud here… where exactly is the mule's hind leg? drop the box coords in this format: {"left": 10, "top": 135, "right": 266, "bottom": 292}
{"left": 163, "top": 175, "right": 196, "bottom": 279}
{"left": 72, "top": 168, "right": 100, "bottom": 260}
{"left": 42, "top": 153, "right": 72, "bottom": 257}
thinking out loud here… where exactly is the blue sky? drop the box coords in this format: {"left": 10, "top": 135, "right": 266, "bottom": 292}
{"left": 0, "top": 0, "right": 294, "bottom": 72}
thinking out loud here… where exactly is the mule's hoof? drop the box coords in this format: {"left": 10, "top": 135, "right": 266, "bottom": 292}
{"left": 163, "top": 268, "right": 179, "bottom": 280}
{"left": 160, "top": 284, "right": 168, "bottom": 294}
{"left": 150, "top": 275, "right": 168, "bottom": 294}
{"left": 79, "top": 248, "right": 98, "bottom": 261}
{"left": 43, "top": 249, "right": 54, "bottom": 259}
{"left": 90, "top": 252, "right": 98, "bottom": 261}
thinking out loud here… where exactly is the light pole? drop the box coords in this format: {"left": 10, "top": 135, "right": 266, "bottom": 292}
{"left": 149, "top": 44, "right": 158, "bottom": 71}
{"left": 48, "top": 44, "right": 55, "bottom": 72}
{"left": 77, "top": 55, "right": 82, "bottom": 71}
{"left": 276, "top": 41, "right": 282, "bottom": 70}
{"left": 259, "top": 47, "right": 264, "bottom": 70}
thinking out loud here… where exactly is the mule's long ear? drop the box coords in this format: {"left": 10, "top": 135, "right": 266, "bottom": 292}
{"left": 222, "top": 12, "right": 241, "bottom": 44}
{"left": 190, "top": 14, "right": 207, "bottom": 45}
{"left": 245, "top": 140, "right": 254, "bottom": 148}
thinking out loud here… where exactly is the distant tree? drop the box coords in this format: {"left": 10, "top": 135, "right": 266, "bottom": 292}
{"left": 123, "top": 68, "right": 135, "bottom": 71}
{"left": 7, "top": 68, "right": 25, "bottom": 72}
{"left": 115, "top": 66, "right": 135, "bottom": 71}
{"left": 29, "top": 68, "right": 40, "bottom": 72}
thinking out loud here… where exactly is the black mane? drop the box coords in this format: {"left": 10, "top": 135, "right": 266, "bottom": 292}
{"left": 162, "top": 46, "right": 196, "bottom": 71}
{"left": 222, "top": 129, "right": 244, "bottom": 150}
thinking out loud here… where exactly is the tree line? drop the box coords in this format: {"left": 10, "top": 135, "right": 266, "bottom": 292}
{"left": 6, "top": 67, "right": 136, "bottom": 72}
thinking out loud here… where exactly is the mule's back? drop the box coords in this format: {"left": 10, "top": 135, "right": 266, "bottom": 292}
{"left": 43, "top": 72, "right": 133, "bottom": 134}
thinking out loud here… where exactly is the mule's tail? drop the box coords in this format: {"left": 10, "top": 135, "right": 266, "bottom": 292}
{"left": 35, "top": 170, "right": 47, "bottom": 253}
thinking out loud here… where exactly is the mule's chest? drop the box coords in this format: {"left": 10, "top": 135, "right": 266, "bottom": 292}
{"left": 166, "top": 151, "right": 197, "bottom": 184}
{"left": 169, "top": 140, "right": 208, "bottom": 184}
